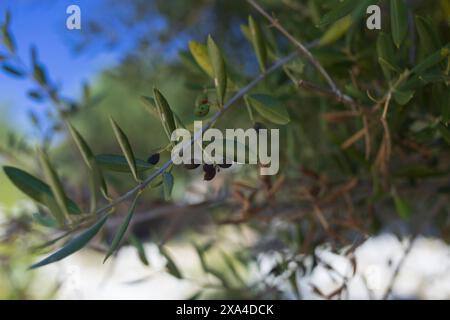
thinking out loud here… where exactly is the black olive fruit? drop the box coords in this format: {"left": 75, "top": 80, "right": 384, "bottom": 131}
{"left": 203, "top": 168, "right": 216, "bottom": 181}
{"left": 147, "top": 153, "right": 160, "bottom": 165}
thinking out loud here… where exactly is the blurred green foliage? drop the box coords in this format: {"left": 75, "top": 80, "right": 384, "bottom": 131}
{"left": 0, "top": 0, "right": 449, "bottom": 299}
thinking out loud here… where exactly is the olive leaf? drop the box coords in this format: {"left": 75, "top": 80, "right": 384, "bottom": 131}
{"left": 207, "top": 35, "right": 227, "bottom": 106}
{"left": 1, "top": 63, "right": 25, "bottom": 77}
{"left": 390, "top": 0, "right": 408, "bottom": 48}
{"left": 129, "top": 234, "right": 149, "bottom": 266}
{"left": 188, "top": 40, "right": 214, "bottom": 77}
{"left": 248, "top": 15, "right": 267, "bottom": 72}
{"left": 29, "top": 215, "right": 109, "bottom": 269}
{"left": 33, "top": 211, "right": 58, "bottom": 229}
{"left": 192, "top": 244, "right": 230, "bottom": 287}
{"left": 193, "top": 242, "right": 209, "bottom": 274}
{"left": 415, "top": 16, "right": 441, "bottom": 57}
{"left": 104, "top": 193, "right": 140, "bottom": 263}
{"left": 377, "top": 32, "right": 398, "bottom": 80}
{"left": 159, "top": 246, "right": 182, "bottom": 279}
{"left": 319, "top": 15, "right": 352, "bottom": 46}
{"left": 221, "top": 251, "right": 245, "bottom": 285}
{"left": 318, "top": 0, "right": 356, "bottom": 27}
{"left": 3, "top": 166, "right": 81, "bottom": 215}
{"left": 38, "top": 149, "right": 70, "bottom": 223}
{"left": 392, "top": 193, "right": 412, "bottom": 219}
{"left": 95, "top": 154, "right": 152, "bottom": 173}
{"left": 109, "top": 117, "right": 139, "bottom": 182}
{"left": 153, "top": 88, "right": 177, "bottom": 141}
{"left": 68, "top": 123, "right": 108, "bottom": 199}
{"left": 163, "top": 171, "right": 174, "bottom": 200}
{"left": 140, "top": 95, "right": 158, "bottom": 118}
{"left": 33, "top": 63, "right": 48, "bottom": 86}
{"left": 393, "top": 89, "right": 415, "bottom": 105}
{"left": 178, "top": 50, "right": 204, "bottom": 73}
{"left": 247, "top": 94, "right": 290, "bottom": 125}
{"left": 1, "top": 10, "right": 15, "bottom": 53}
{"left": 411, "top": 44, "right": 450, "bottom": 75}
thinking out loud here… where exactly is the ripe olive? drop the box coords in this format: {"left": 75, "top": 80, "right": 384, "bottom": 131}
{"left": 147, "top": 153, "right": 160, "bottom": 165}
{"left": 203, "top": 168, "right": 216, "bottom": 181}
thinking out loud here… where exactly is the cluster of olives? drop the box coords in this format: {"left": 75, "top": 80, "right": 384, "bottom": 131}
{"left": 184, "top": 162, "right": 232, "bottom": 181}
{"left": 147, "top": 152, "right": 231, "bottom": 181}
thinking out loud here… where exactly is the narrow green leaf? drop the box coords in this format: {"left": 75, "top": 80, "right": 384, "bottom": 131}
{"left": 68, "top": 123, "right": 94, "bottom": 167}
{"left": 178, "top": 50, "right": 204, "bottom": 73}
{"left": 153, "top": 88, "right": 177, "bottom": 141}
{"left": 30, "top": 215, "right": 108, "bottom": 269}
{"left": 319, "top": 0, "right": 356, "bottom": 27}
{"left": 393, "top": 89, "right": 415, "bottom": 105}
{"left": 95, "top": 154, "right": 152, "bottom": 173}
{"left": 378, "top": 57, "right": 401, "bottom": 74}
{"left": 140, "top": 95, "right": 158, "bottom": 118}
{"left": 109, "top": 117, "right": 139, "bottom": 181}
{"left": 411, "top": 45, "right": 450, "bottom": 75}
{"left": 377, "top": 32, "right": 398, "bottom": 80}
{"left": 129, "top": 234, "right": 149, "bottom": 266}
{"left": 393, "top": 193, "right": 412, "bottom": 219}
{"left": 248, "top": 15, "right": 267, "bottom": 72}
{"left": 1, "top": 17, "right": 15, "bottom": 53}
{"left": 319, "top": 15, "right": 352, "bottom": 46}
{"left": 248, "top": 94, "right": 290, "bottom": 125}
{"left": 415, "top": 16, "right": 441, "bottom": 57}
{"left": 193, "top": 243, "right": 209, "bottom": 274}
{"left": 159, "top": 246, "right": 182, "bottom": 279}
{"left": 104, "top": 193, "right": 140, "bottom": 263}
{"left": 3, "top": 166, "right": 81, "bottom": 215}
{"left": 38, "top": 150, "right": 70, "bottom": 223}
{"left": 221, "top": 251, "right": 245, "bottom": 285}
{"left": 188, "top": 41, "right": 214, "bottom": 77}
{"left": 207, "top": 35, "right": 227, "bottom": 106}
{"left": 32, "top": 211, "right": 58, "bottom": 229}
{"left": 390, "top": 0, "right": 408, "bottom": 48}
{"left": 2, "top": 63, "right": 25, "bottom": 77}
{"left": 163, "top": 172, "right": 174, "bottom": 201}
{"left": 68, "top": 123, "right": 108, "bottom": 198}
{"left": 32, "top": 229, "right": 75, "bottom": 251}
{"left": 33, "top": 63, "right": 48, "bottom": 86}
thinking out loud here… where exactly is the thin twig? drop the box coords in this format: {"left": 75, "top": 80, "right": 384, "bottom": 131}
{"left": 247, "top": 0, "right": 350, "bottom": 103}
{"left": 341, "top": 128, "right": 366, "bottom": 150}
{"left": 297, "top": 79, "right": 363, "bottom": 109}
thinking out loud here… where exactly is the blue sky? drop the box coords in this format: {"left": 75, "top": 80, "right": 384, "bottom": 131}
{"left": 0, "top": 1, "right": 126, "bottom": 132}
{"left": 0, "top": 1, "right": 197, "bottom": 137}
